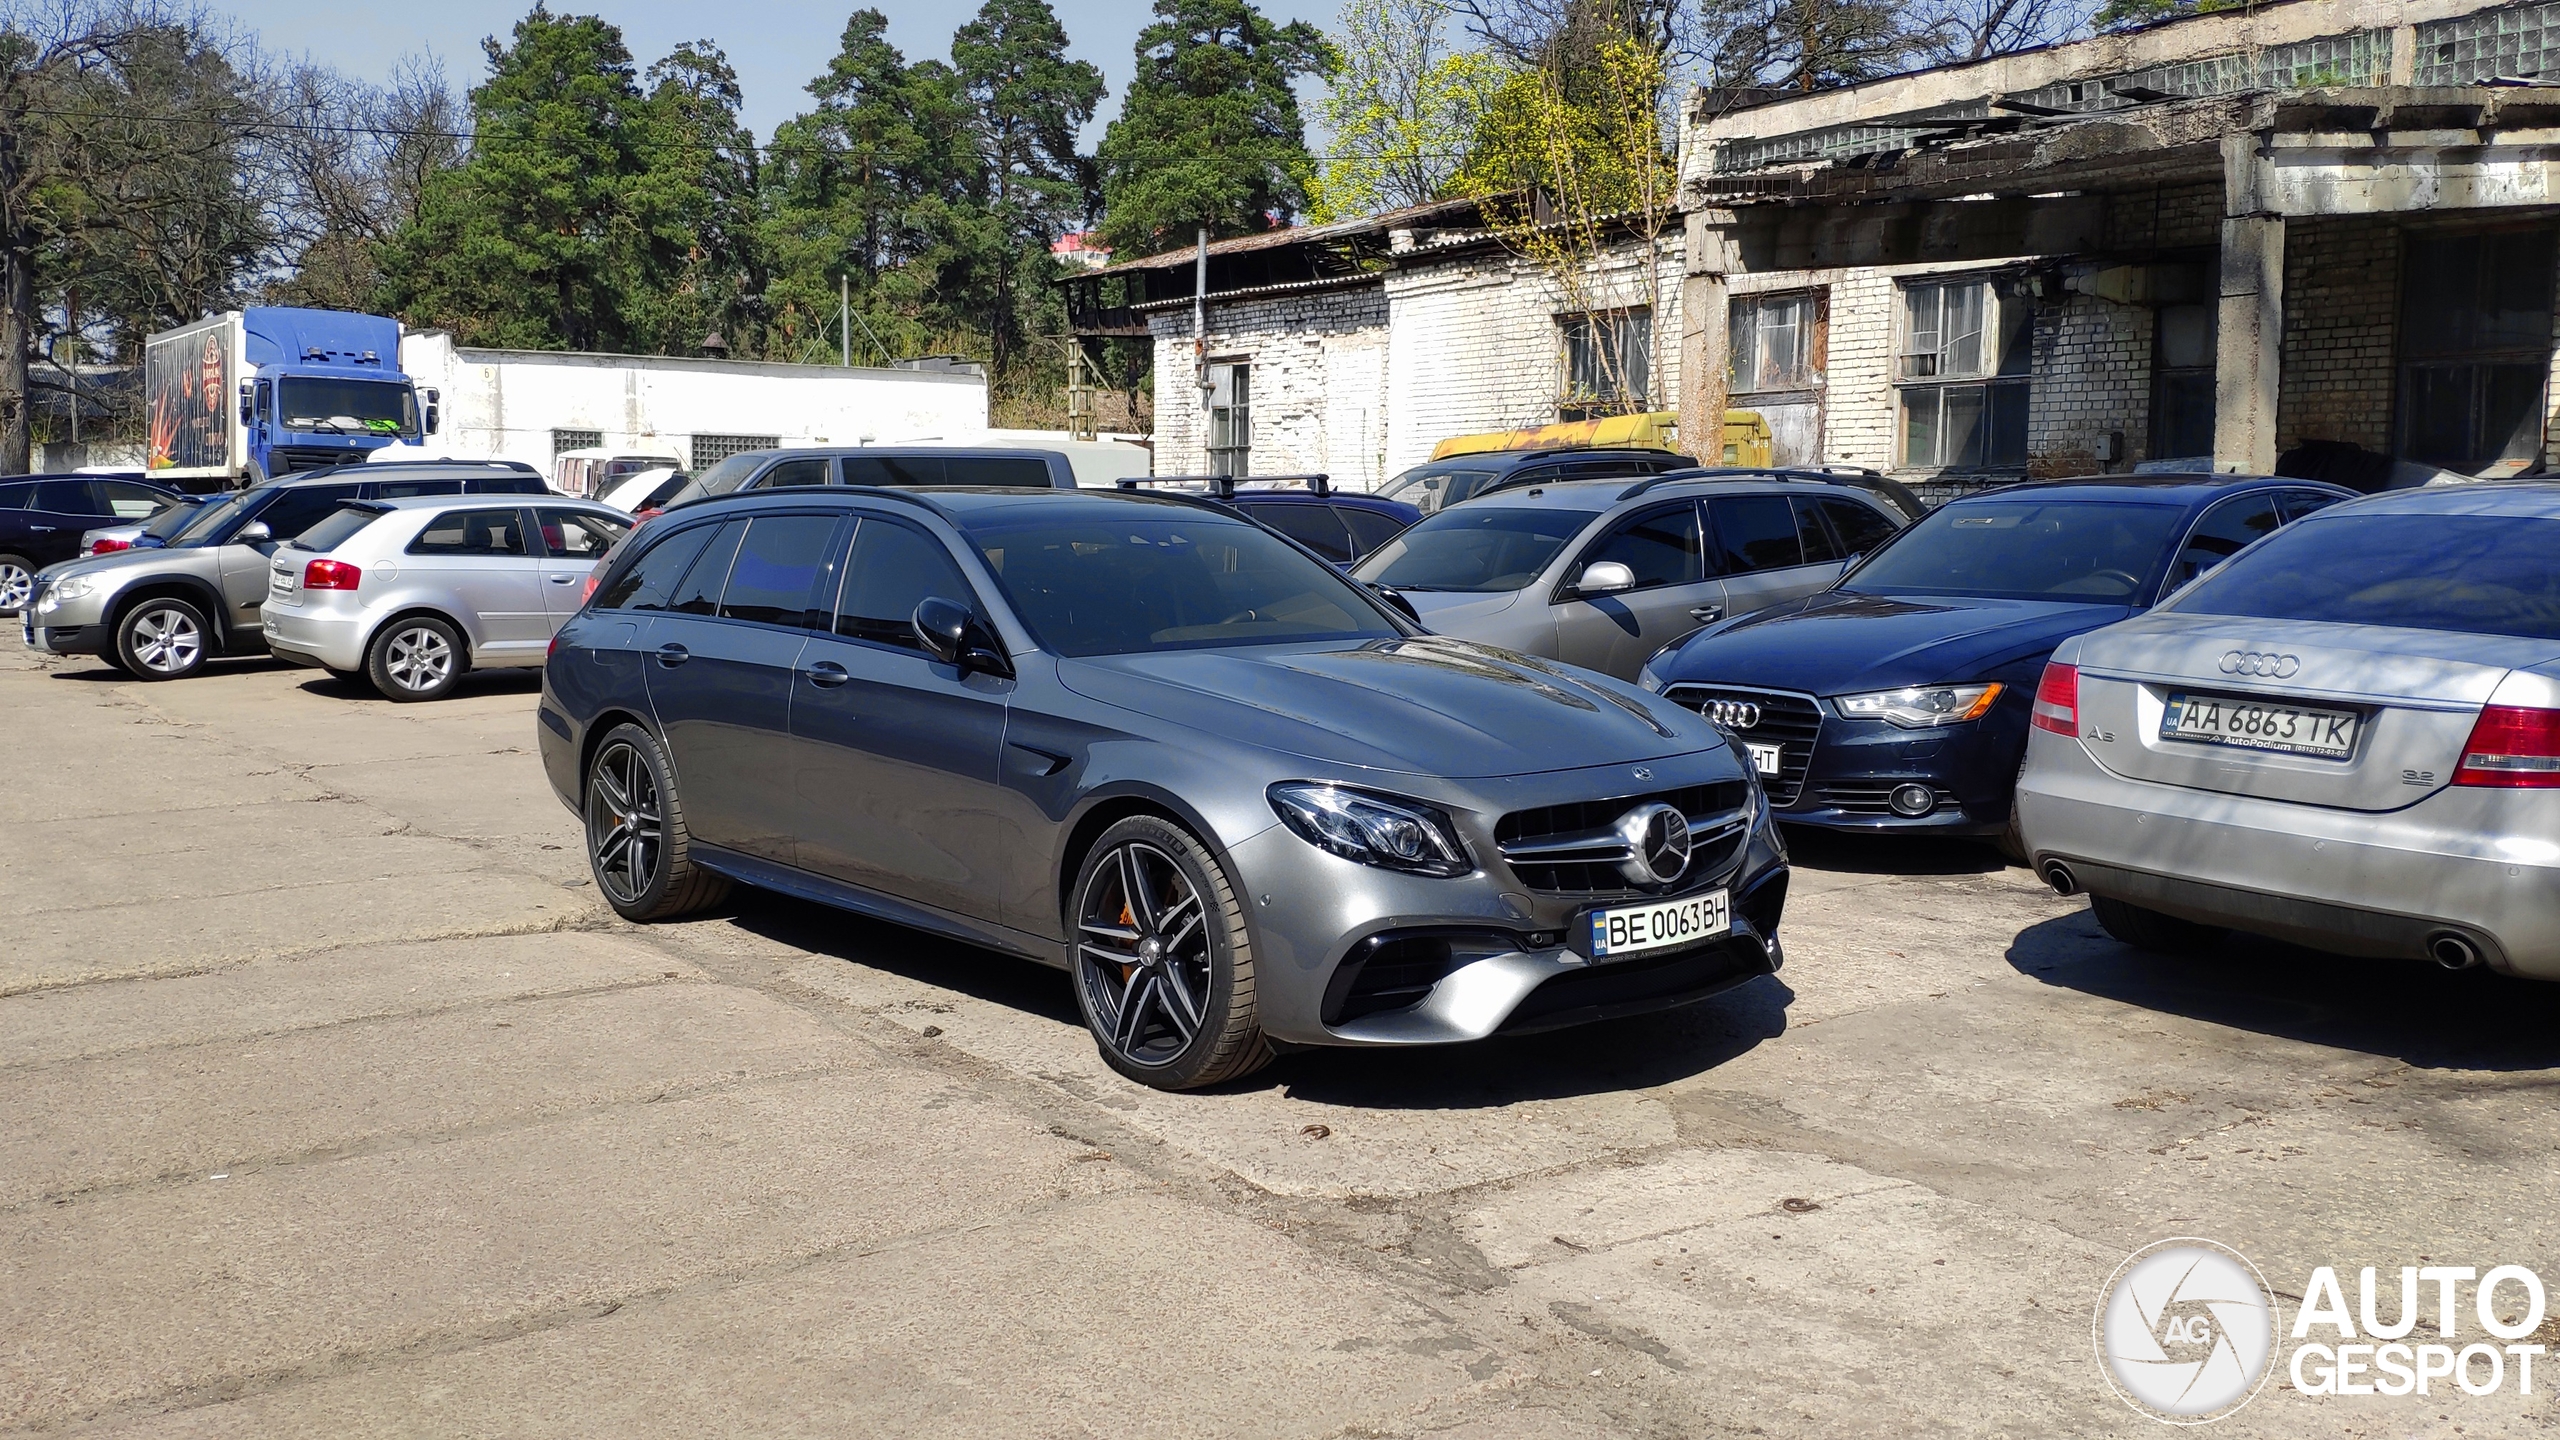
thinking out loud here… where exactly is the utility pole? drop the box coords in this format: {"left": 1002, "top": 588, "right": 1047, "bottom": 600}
{"left": 1193, "top": 229, "right": 1210, "bottom": 465}
{"left": 839, "top": 274, "right": 851, "bottom": 368}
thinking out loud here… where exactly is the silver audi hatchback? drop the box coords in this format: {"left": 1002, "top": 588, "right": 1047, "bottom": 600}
{"left": 263, "top": 495, "right": 630, "bottom": 700}
{"left": 2018, "top": 484, "right": 2560, "bottom": 980}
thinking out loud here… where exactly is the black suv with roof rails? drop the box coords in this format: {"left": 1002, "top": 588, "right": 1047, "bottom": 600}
{"left": 1376, "top": 446, "right": 1696, "bottom": 516}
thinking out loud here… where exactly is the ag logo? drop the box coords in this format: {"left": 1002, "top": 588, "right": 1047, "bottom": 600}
{"left": 2096, "top": 1238, "right": 2277, "bottom": 1424}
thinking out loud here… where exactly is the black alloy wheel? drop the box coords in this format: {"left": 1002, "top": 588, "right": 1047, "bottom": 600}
{"left": 1070, "top": 816, "right": 1271, "bottom": 1090}
{"left": 584, "top": 722, "right": 728, "bottom": 922}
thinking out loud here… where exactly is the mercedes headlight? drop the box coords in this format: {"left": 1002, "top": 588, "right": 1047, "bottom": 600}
{"left": 1833, "top": 682, "right": 2004, "bottom": 728}
{"left": 1268, "top": 782, "right": 1472, "bottom": 877}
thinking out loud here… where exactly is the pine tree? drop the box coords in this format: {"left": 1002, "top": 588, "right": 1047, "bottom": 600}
{"left": 1094, "top": 0, "right": 1335, "bottom": 258}
{"left": 953, "top": 0, "right": 1103, "bottom": 371}
{"left": 378, "top": 5, "right": 698, "bottom": 352}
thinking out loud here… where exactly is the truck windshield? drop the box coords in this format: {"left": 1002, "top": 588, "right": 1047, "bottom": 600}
{"left": 277, "top": 378, "right": 417, "bottom": 436}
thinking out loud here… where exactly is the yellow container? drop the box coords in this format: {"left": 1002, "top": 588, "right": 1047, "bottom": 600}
{"left": 1427, "top": 410, "right": 1771, "bottom": 467}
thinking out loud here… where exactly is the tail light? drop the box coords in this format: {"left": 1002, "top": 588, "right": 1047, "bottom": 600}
{"left": 580, "top": 574, "right": 599, "bottom": 603}
{"left": 2030, "top": 661, "right": 2079, "bottom": 737}
{"left": 302, "top": 558, "right": 362, "bottom": 590}
{"left": 2454, "top": 705, "right": 2560, "bottom": 787}
{"left": 633, "top": 508, "right": 661, "bottom": 523}
{"left": 90, "top": 536, "right": 131, "bottom": 555}
{"left": 547, "top": 633, "right": 563, "bottom": 659}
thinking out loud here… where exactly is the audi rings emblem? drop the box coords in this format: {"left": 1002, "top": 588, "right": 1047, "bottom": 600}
{"left": 1703, "top": 699, "right": 1763, "bottom": 729}
{"left": 1613, "top": 803, "right": 1694, "bottom": 887}
{"left": 2218, "top": 650, "right": 2301, "bottom": 679}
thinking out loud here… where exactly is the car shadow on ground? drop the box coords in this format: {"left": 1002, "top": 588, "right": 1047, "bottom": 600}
{"left": 1779, "top": 824, "right": 2008, "bottom": 877}
{"left": 724, "top": 889, "right": 1087, "bottom": 1028}
{"left": 291, "top": 668, "right": 544, "bottom": 703}
{"left": 45, "top": 654, "right": 301, "bottom": 682}
{"left": 2006, "top": 911, "right": 2560, "bottom": 1071}
{"left": 724, "top": 887, "right": 1794, "bottom": 1104}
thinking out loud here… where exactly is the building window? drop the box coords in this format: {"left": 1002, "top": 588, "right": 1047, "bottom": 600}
{"left": 1206, "top": 361, "right": 1250, "bottom": 477}
{"left": 2151, "top": 303, "right": 2216, "bottom": 461}
{"left": 1560, "top": 309, "right": 1652, "bottom": 420}
{"left": 1896, "top": 277, "right": 2029, "bottom": 470}
{"left": 551, "top": 428, "right": 601, "bottom": 457}
{"left": 692, "top": 433, "right": 779, "bottom": 470}
{"left": 1730, "top": 292, "right": 1823, "bottom": 393}
{"left": 2399, "top": 227, "right": 2556, "bottom": 472}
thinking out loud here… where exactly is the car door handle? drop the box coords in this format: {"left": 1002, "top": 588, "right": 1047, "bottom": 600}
{"left": 547, "top": 574, "right": 578, "bottom": 585}
{"left": 28, "top": 525, "right": 53, "bottom": 533}
{"left": 801, "top": 660, "right": 850, "bottom": 688}
{"left": 654, "top": 643, "right": 689, "bottom": 667}
{"left": 1689, "top": 605, "right": 1725, "bottom": 623}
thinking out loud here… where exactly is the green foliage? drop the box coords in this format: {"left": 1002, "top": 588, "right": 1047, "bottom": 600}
{"left": 1308, "top": 0, "right": 1507, "bottom": 222}
{"left": 953, "top": 0, "right": 1105, "bottom": 369}
{"left": 2094, "top": 0, "right": 2240, "bottom": 29}
{"left": 377, "top": 6, "right": 706, "bottom": 352}
{"left": 1095, "top": 0, "right": 1335, "bottom": 258}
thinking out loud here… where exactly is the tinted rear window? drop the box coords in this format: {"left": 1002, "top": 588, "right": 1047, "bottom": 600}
{"left": 2168, "top": 511, "right": 2560, "bottom": 641}
{"left": 719, "top": 515, "right": 839, "bottom": 626}
{"left": 944, "top": 456, "right": 1053, "bottom": 488}
{"left": 596, "top": 522, "right": 720, "bottom": 611}
{"left": 0, "top": 483, "right": 29, "bottom": 510}
{"left": 292, "top": 505, "right": 383, "bottom": 554}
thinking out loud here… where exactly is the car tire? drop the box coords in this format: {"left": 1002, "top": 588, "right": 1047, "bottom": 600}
{"left": 367, "top": 615, "right": 466, "bottom": 702}
{"left": 0, "top": 553, "right": 34, "bottom": 614}
{"left": 114, "top": 595, "right": 210, "bottom": 680}
{"left": 2090, "top": 895, "right": 2227, "bottom": 953}
{"left": 1068, "top": 815, "right": 1273, "bottom": 1091}
{"left": 584, "top": 722, "right": 730, "bottom": 922}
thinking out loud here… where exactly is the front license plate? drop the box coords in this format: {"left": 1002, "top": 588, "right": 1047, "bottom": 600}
{"left": 2161, "top": 691, "right": 2358, "bottom": 759}
{"left": 1746, "top": 742, "right": 1782, "bottom": 776}
{"left": 1586, "top": 889, "right": 1730, "bottom": 960}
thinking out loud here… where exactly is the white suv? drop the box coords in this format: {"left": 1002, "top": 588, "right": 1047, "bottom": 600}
{"left": 262, "top": 495, "right": 629, "bottom": 700}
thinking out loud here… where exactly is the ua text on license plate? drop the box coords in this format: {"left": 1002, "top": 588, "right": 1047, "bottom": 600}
{"left": 1588, "top": 889, "right": 1729, "bottom": 959}
{"left": 2161, "top": 692, "right": 2358, "bottom": 759}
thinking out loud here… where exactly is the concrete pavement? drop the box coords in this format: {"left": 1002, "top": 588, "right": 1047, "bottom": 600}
{"left": 3, "top": 644, "right": 2555, "bottom": 1437}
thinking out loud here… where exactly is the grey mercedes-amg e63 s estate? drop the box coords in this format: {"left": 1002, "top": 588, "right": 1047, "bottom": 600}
{"left": 538, "top": 485, "right": 1789, "bottom": 1089}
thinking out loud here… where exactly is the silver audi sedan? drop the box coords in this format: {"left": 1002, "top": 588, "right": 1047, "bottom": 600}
{"left": 2018, "top": 484, "right": 2560, "bottom": 980}
{"left": 263, "top": 495, "right": 630, "bottom": 700}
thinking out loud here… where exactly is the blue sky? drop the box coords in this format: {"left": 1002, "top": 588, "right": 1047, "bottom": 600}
{"left": 223, "top": 0, "right": 1337, "bottom": 144}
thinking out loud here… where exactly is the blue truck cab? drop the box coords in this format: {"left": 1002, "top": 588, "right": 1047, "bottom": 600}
{"left": 144, "top": 307, "right": 440, "bottom": 490}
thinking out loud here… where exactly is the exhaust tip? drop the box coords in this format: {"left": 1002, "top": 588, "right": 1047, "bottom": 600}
{"left": 2427, "top": 932, "right": 2482, "bottom": 971}
{"left": 2040, "top": 861, "right": 2078, "bottom": 896}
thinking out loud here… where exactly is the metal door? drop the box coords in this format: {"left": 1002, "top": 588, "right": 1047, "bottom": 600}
{"left": 639, "top": 516, "right": 835, "bottom": 863}
{"left": 1549, "top": 501, "right": 1727, "bottom": 678}
{"left": 788, "top": 514, "right": 1012, "bottom": 919}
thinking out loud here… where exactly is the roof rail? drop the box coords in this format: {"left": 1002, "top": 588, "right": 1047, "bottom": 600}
{"left": 1115, "top": 472, "right": 1330, "bottom": 499}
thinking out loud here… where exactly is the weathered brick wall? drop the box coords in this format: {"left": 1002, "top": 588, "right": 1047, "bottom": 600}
{"left": 1382, "top": 241, "right": 1683, "bottom": 475}
{"left": 2104, "top": 183, "right": 2224, "bottom": 252}
{"left": 2275, "top": 214, "right": 2399, "bottom": 456}
{"left": 2029, "top": 292, "right": 2153, "bottom": 476}
{"left": 1147, "top": 285, "right": 1391, "bottom": 482}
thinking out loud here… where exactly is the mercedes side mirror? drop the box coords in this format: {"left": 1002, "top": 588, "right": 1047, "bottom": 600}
{"left": 913, "top": 596, "right": 1011, "bottom": 676}
{"left": 423, "top": 387, "right": 441, "bottom": 436}
{"left": 237, "top": 381, "right": 255, "bottom": 426}
{"left": 1367, "top": 583, "right": 1421, "bottom": 626}
{"left": 235, "top": 520, "right": 273, "bottom": 545}
{"left": 1576, "top": 560, "right": 1637, "bottom": 597}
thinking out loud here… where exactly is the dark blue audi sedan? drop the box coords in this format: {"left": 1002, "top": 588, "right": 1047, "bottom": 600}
{"left": 1635, "top": 474, "right": 2353, "bottom": 852}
